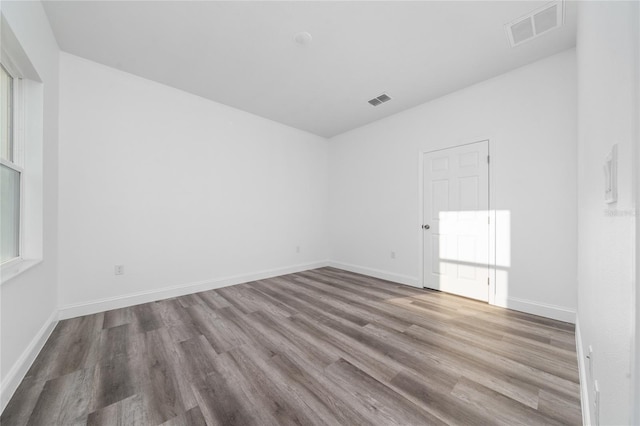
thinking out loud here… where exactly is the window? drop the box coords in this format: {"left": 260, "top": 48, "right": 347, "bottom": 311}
{"left": 0, "top": 16, "right": 43, "bottom": 282}
{"left": 1, "top": 63, "right": 21, "bottom": 264}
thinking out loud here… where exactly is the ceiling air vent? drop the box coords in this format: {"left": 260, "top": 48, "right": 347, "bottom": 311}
{"left": 368, "top": 93, "right": 392, "bottom": 106}
{"left": 505, "top": 1, "right": 564, "bottom": 47}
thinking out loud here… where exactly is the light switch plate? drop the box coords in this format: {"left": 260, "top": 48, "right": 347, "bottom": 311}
{"left": 604, "top": 144, "right": 618, "bottom": 204}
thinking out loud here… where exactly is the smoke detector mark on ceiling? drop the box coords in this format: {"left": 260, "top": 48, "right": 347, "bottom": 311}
{"left": 505, "top": 1, "right": 564, "bottom": 47}
{"left": 368, "top": 93, "right": 392, "bottom": 106}
{"left": 293, "top": 31, "right": 313, "bottom": 47}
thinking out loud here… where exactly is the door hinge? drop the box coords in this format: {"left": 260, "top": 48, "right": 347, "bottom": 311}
{"left": 487, "top": 277, "right": 490, "bottom": 285}
{"left": 487, "top": 155, "right": 490, "bottom": 164}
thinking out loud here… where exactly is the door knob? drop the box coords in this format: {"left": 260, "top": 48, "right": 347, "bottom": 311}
{"left": 422, "top": 224, "right": 430, "bottom": 230}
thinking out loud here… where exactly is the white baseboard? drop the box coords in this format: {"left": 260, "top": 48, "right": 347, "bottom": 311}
{"left": 1, "top": 309, "right": 58, "bottom": 413}
{"left": 328, "top": 262, "right": 575, "bottom": 324}
{"left": 492, "top": 296, "right": 576, "bottom": 324}
{"left": 59, "top": 260, "right": 330, "bottom": 320}
{"left": 328, "top": 261, "right": 421, "bottom": 288}
{"left": 575, "top": 317, "right": 591, "bottom": 426}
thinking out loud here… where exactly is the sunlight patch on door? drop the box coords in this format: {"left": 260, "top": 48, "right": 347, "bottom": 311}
{"left": 430, "top": 210, "right": 511, "bottom": 302}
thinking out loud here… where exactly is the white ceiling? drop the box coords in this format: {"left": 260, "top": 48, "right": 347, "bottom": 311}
{"left": 42, "top": 1, "right": 577, "bottom": 138}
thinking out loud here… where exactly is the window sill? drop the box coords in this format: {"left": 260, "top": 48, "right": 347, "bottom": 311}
{"left": 1, "top": 258, "right": 43, "bottom": 284}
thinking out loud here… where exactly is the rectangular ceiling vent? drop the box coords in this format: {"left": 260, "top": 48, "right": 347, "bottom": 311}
{"left": 368, "top": 93, "right": 392, "bottom": 106}
{"left": 505, "top": 1, "right": 564, "bottom": 47}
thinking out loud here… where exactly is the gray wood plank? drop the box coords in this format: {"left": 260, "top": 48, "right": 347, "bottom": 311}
{"left": 86, "top": 394, "right": 148, "bottom": 426}
{"left": 25, "top": 314, "right": 103, "bottom": 382}
{"left": 131, "top": 303, "right": 162, "bottom": 332}
{"left": 138, "top": 328, "right": 197, "bottom": 425}
{"left": 160, "top": 406, "right": 208, "bottom": 426}
{"left": 2, "top": 267, "right": 582, "bottom": 425}
{"left": 324, "top": 358, "right": 447, "bottom": 426}
{"left": 89, "top": 327, "right": 137, "bottom": 411}
{"left": 191, "top": 368, "right": 257, "bottom": 426}
{"left": 450, "top": 376, "right": 566, "bottom": 426}
{"left": 0, "top": 376, "right": 45, "bottom": 425}
{"left": 27, "top": 367, "right": 95, "bottom": 426}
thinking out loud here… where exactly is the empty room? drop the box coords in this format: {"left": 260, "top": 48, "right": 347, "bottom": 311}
{"left": 0, "top": 0, "right": 638, "bottom": 425}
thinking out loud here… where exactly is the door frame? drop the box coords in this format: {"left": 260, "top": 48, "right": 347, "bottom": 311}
{"left": 418, "top": 139, "right": 496, "bottom": 305}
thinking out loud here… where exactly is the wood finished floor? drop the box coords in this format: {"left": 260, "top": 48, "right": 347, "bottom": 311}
{"left": 2, "top": 268, "right": 581, "bottom": 425}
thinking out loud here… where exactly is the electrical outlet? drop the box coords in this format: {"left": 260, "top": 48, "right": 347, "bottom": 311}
{"left": 114, "top": 265, "right": 125, "bottom": 275}
{"left": 390, "top": 251, "right": 396, "bottom": 259}
{"left": 296, "top": 245, "right": 301, "bottom": 254}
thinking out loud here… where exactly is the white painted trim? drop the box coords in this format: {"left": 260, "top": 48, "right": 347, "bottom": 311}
{"left": 328, "top": 260, "right": 421, "bottom": 288}
{"left": 58, "top": 261, "right": 329, "bottom": 320}
{"left": 328, "top": 261, "right": 576, "bottom": 324}
{"left": 576, "top": 317, "right": 591, "bottom": 426}
{"left": 487, "top": 141, "right": 496, "bottom": 306}
{"left": 418, "top": 139, "right": 493, "bottom": 301}
{"left": 493, "top": 296, "right": 576, "bottom": 323}
{"left": 1, "top": 309, "right": 58, "bottom": 413}
{"left": 1, "top": 258, "right": 42, "bottom": 284}
{"left": 417, "top": 150, "right": 425, "bottom": 289}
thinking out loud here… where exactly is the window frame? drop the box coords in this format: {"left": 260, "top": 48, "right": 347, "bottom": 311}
{"left": 0, "top": 12, "right": 44, "bottom": 284}
{"left": 1, "top": 57, "right": 25, "bottom": 267}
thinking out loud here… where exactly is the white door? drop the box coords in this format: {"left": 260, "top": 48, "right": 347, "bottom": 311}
{"left": 422, "top": 141, "right": 490, "bottom": 302}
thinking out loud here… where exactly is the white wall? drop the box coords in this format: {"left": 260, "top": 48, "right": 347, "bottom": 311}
{"left": 636, "top": 3, "right": 640, "bottom": 421}
{"left": 636, "top": 10, "right": 640, "bottom": 420}
{"left": 0, "top": 0, "right": 59, "bottom": 411}
{"left": 329, "top": 49, "right": 577, "bottom": 322}
{"left": 57, "top": 53, "right": 329, "bottom": 316}
{"left": 576, "top": 2, "right": 639, "bottom": 425}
